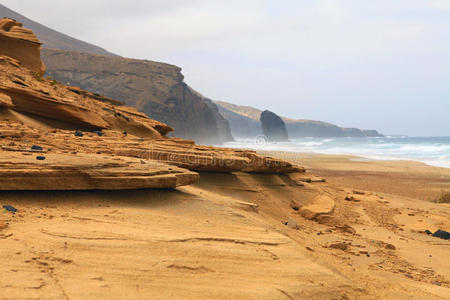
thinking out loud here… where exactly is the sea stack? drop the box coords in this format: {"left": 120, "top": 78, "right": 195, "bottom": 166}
{"left": 260, "top": 110, "right": 289, "bottom": 141}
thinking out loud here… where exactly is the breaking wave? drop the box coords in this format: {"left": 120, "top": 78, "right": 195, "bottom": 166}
{"left": 223, "top": 136, "right": 450, "bottom": 168}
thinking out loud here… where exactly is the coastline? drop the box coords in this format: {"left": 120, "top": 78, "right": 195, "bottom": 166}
{"left": 223, "top": 135, "right": 450, "bottom": 170}
{"left": 261, "top": 151, "right": 450, "bottom": 201}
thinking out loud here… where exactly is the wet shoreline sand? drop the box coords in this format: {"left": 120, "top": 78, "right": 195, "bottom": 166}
{"left": 261, "top": 151, "right": 450, "bottom": 201}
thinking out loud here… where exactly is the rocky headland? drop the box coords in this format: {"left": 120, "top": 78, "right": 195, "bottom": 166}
{"left": 260, "top": 110, "right": 289, "bottom": 142}
{"left": 216, "top": 100, "right": 383, "bottom": 139}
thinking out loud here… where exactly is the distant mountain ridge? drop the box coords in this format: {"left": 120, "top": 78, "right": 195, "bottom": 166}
{"left": 215, "top": 101, "right": 383, "bottom": 138}
{"left": 0, "top": 4, "right": 114, "bottom": 56}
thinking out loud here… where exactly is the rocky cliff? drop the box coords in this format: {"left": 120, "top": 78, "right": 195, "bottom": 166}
{"left": 216, "top": 103, "right": 262, "bottom": 138}
{"left": 216, "top": 100, "right": 383, "bottom": 139}
{"left": 41, "top": 49, "right": 233, "bottom": 144}
{"left": 284, "top": 120, "right": 382, "bottom": 138}
{"left": 1, "top": 4, "right": 233, "bottom": 144}
{"left": 203, "top": 98, "right": 235, "bottom": 142}
{"left": 0, "top": 18, "right": 302, "bottom": 190}
{"left": 260, "top": 110, "right": 289, "bottom": 141}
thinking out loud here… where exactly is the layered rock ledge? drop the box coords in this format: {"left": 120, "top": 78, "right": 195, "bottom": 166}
{"left": 0, "top": 153, "right": 198, "bottom": 190}
{"left": 0, "top": 18, "right": 303, "bottom": 190}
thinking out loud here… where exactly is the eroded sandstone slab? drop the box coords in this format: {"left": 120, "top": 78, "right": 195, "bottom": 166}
{"left": 0, "top": 152, "right": 198, "bottom": 190}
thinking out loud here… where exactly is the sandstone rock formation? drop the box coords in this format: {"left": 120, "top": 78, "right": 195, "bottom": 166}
{"left": 0, "top": 55, "right": 171, "bottom": 138}
{"left": 0, "top": 121, "right": 302, "bottom": 174}
{"left": 260, "top": 110, "right": 289, "bottom": 142}
{"left": 0, "top": 152, "right": 198, "bottom": 190}
{"left": 0, "top": 18, "right": 45, "bottom": 75}
{"left": 0, "top": 19, "right": 303, "bottom": 190}
{"left": 215, "top": 100, "right": 383, "bottom": 138}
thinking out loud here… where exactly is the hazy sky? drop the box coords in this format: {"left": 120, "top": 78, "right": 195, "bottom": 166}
{"left": 3, "top": 0, "right": 450, "bottom": 136}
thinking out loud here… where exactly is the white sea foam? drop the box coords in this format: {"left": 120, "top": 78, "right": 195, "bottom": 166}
{"left": 222, "top": 136, "right": 450, "bottom": 169}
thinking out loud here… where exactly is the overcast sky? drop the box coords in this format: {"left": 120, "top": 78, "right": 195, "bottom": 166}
{"left": 3, "top": 0, "right": 450, "bottom": 136}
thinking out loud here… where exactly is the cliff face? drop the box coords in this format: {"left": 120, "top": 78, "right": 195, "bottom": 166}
{"left": 260, "top": 110, "right": 289, "bottom": 141}
{"left": 215, "top": 101, "right": 383, "bottom": 139}
{"left": 216, "top": 102, "right": 263, "bottom": 138}
{"left": 203, "top": 98, "right": 235, "bottom": 142}
{"left": 285, "top": 120, "right": 382, "bottom": 138}
{"left": 0, "top": 17, "right": 303, "bottom": 190}
{"left": 41, "top": 49, "right": 232, "bottom": 144}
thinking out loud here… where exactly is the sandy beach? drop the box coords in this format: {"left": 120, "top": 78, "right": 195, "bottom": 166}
{"left": 262, "top": 151, "right": 450, "bottom": 202}
{"left": 1, "top": 153, "right": 449, "bottom": 299}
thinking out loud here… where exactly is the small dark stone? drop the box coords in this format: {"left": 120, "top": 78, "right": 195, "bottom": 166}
{"left": 432, "top": 229, "right": 450, "bottom": 240}
{"left": 424, "top": 229, "right": 433, "bottom": 235}
{"left": 290, "top": 200, "right": 300, "bottom": 211}
{"left": 31, "top": 145, "right": 43, "bottom": 150}
{"left": 74, "top": 130, "right": 83, "bottom": 137}
{"left": 36, "top": 156, "right": 46, "bottom": 160}
{"left": 329, "top": 242, "right": 348, "bottom": 251}
{"left": 93, "top": 130, "right": 103, "bottom": 136}
{"left": 3, "top": 205, "right": 17, "bottom": 213}
{"left": 385, "top": 243, "right": 396, "bottom": 250}
{"left": 123, "top": 131, "right": 127, "bottom": 136}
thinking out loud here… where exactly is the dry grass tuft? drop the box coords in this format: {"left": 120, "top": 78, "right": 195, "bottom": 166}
{"left": 435, "top": 191, "right": 450, "bottom": 203}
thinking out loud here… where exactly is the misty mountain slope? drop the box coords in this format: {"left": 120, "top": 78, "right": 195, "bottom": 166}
{"left": 215, "top": 100, "right": 382, "bottom": 138}
{"left": 216, "top": 104, "right": 263, "bottom": 138}
{"left": 0, "top": 4, "right": 114, "bottom": 56}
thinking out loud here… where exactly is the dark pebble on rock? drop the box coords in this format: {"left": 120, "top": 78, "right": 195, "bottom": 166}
{"left": 3, "top": 205, "right": 17, "bottom": 212}
{"left": 36, "top": 156, "right": 46, "bottom": 160}
{"left": 432, "top": 229, "right": 450, "bottom": 240}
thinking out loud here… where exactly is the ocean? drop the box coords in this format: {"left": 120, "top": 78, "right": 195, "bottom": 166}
{"left": 223, "top": 136, "right": 450, "bottom": 169}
